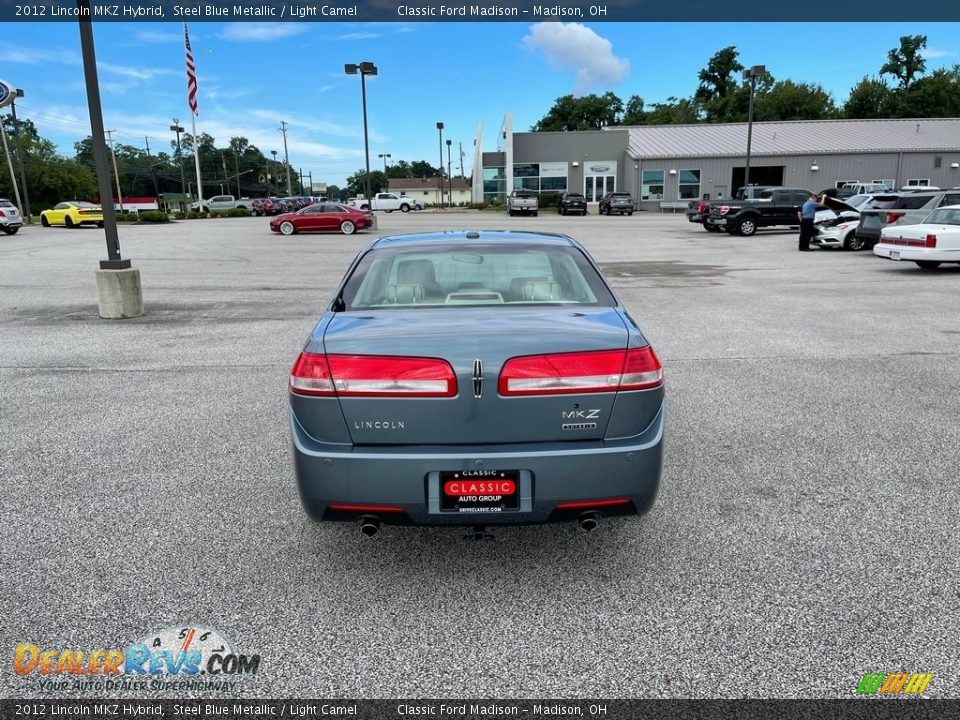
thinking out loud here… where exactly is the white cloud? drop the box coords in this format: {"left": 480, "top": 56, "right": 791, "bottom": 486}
{"left": 921, "top": 48, "right": 956, "bottom": 59}
{"left": 134, "top": 30, "right": 185, "bottom": 44}
{"left": 522, "top": 23, "right": 629, "bottom": 95}
{"left": 0, "top": 46, "right": 80, "bottom": 65}
{"left": 98, "top": 62, "right": 178, "bottom": 81}
{"left": 219, "top": 23, "right": 309, "bottom": 42}
{"left": 337, "top": 32, "right": 381, "bottom": 40}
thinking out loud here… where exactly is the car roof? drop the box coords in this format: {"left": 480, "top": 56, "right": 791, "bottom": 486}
{"left": 371, "top": 230, "right": 576, "bottom": 249}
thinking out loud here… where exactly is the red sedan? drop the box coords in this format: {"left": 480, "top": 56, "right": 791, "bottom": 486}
{"left": 270, "top": 202, "right": 372, "bottom": 236}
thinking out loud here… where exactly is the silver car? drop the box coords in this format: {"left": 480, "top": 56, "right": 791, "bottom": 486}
{"left": 289, "top": 231, "right": 665, "bottom": 535}
{"left": 0, "top": 198, "right": 22, "bottom": 235}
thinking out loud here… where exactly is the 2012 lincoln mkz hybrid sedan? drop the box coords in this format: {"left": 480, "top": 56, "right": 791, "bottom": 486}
{"left": 288, "top": 231, "right": 664, "bottom": 534}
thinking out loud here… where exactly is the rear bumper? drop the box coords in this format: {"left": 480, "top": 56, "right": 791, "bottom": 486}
{"left": 290, "top": 403, "right": 664, "bottom": 526}
{"left": 873, "top": 244, "right": 960, "bottom": 262}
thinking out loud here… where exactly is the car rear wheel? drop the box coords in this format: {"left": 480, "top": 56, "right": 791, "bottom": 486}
{"left": 340, "top": 220, "right": 356, "bottom": 235}
{"left": 97, "top": 222, "right": 104, "bottom": 228}
{"left": 3, "top": 227, "right": 18, "bottom": 235}
{"left": 736, "top": 217, "right": 757, "bottom": 236}
{"left": 916, "top": 260, "right": 941, "bottom": 270}
{"left": 64, "top": 216, "right": 75, "bottom": 229}
{"left": 41, "top": 215, "right": 50, "bottom": 227}
{"left": 843, "top": 231, "right": 865, "bottom": 251}
{"left": 279, "top": 221, "right": 296, "bottom": 236}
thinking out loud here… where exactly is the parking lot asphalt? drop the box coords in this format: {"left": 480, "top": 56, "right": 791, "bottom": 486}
{"left": 2, "top": 211, "right": 958, "bottom": 699}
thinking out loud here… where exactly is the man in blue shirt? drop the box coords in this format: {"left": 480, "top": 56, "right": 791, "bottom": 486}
{"left": 798, "top": 193, "right": 828, "bottom": 251}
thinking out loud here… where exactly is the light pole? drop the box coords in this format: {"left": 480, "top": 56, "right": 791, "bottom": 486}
{"left": 271, "top": 150, "right": 277, "bottom": 196}
{"left": 10, "top": 89, "right": 31, "bottom": 221}
{"left": 345, "top": 61, "right": 377, "bottom": 199}
{"left": 170, "top": 120, "right": 187, "bottom": 210}
{"left": 446, "top": 139, "right": 453, "bottom": 207}
{"left": 378, "top": 152, "right": 391, "bottom": 191}
{"left": 742, "top": 64, "right": 765, "bottom": 190}
{"left": 436, "top": 122, "right": 444, "bottom": 208}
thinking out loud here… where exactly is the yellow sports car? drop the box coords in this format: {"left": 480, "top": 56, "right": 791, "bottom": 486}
{"left": 40, "top": 201, "right": 104, "bottom": 228}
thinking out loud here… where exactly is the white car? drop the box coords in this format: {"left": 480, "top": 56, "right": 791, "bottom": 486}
{"left": 873, "top": 205, "right": 960, "bottom": 270}
{"left": 0, "top": 198, "right": 22, "bottom": 235}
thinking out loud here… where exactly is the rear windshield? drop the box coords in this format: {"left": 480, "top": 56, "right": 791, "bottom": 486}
{"left": 0, "top": 200, "right": 13, "bottom": 208}
{"left": 923, "top": 208, "right": 960, "bottom": 225}
{"left": 340, "top": 243, "right": 615, "bottom": 310}
{"left": 894, "top": 194, "right": 936, "bottom": 209}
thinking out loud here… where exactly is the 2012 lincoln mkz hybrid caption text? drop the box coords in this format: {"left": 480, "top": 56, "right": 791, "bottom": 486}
{"left": 288, "top": 231, "right": 665, "bottom": 534}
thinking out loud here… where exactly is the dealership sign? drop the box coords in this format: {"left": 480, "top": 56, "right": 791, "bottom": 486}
{"left": 0, "top": 80, "right": 14, "bottom": 109}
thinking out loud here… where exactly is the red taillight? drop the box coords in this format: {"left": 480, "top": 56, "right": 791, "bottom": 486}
{"left": 719, "top": 205, "right": 730, "bottom": 216}
{"left": 327, "top": 503, "right": 405, "bottom": 514}
{"left": 886, "top": 211, "right": 904, "bottom": 223}
{"left": 498, "top": 347, "right": 663, "bottom": 396}
{"left": 0, "top": 210, "right": 6, "bottom": 217}
{"left": 925, "top": 234, "right": 937, "bottom": 248}
{"left": 290, "top": 352, "right": 457, "bottom": 397}
{"left": 697, "top": 202, "right": 708, "bottom": 214}
{"left": 555, "top": 498, "right": 631, "bottom": 510}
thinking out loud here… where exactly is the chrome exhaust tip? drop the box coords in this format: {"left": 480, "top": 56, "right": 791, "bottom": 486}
{"left": 359, "top": 517, "right": 381, "bottom": 537}
{"left": 578, "top": 512, "right": 601, "bottom": 533}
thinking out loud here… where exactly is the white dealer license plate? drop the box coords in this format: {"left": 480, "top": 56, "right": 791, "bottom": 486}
{"left": 890, "top": 251, "right": 901, "bottom": 260}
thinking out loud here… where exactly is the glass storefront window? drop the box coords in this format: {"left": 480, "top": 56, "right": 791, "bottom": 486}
{"left": 678, "top": 169, "right": 701, "bottom": 200}
{"left": 513, "top": 163, "right": 540, "bottom": 178}
{"left": 540, "top": 176, "right": 567, "bottom": 191}
{"left": 641, "top": 170, "right": 664, "bottom": 201}
{"left": 515, "top": 177, "right": 540, "bottom": 191}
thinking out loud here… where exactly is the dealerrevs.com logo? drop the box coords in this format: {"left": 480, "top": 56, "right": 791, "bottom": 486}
{"left": 13, "top": 625, "right": 260, "bottom": 692}
{"left": 856, "top": 672, "right": 933, "bottom": 695}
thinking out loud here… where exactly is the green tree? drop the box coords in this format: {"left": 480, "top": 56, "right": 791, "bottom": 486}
{"left": 409, "top": 160, "right": 439, "bottom": 177}
{"left": 755, "top": 80, "right": 837, "bottom": 121}
{"left": 695, "top": 46, "right": 743, "bottom": 103}
{"left": 880, "top": 35, "right": 928, "bottom": 90}
{"left": 532, "top": 92, "right": 625, "bottom": 131}
{"left": 843, "top": 76, "right": 895, "bottom": 118}
{"left": 642, "top": 97, "right": 701, "bottom": 125}
{"left": 345, "top": 168, "right": 387, "bottom": 198}
{"left": 621, "top": 95, "right": 646, "bottom": 125}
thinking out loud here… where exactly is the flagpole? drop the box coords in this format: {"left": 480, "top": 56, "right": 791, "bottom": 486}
{"left": 191, "top": 111, "right": 203, "bottom": 210}
{"left": 184, "top": 22, "right": 203, "bottom": 211}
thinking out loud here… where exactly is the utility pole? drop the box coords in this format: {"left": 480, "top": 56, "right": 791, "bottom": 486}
{"left": 104, "top": 129, "right": 123, "bottom": 212}
{"left": 144, "top": 136, "right": 159, "bottom": 197}
{"left": 307, "top": 171, "right": 313, "bottom": 196}
{"left": 458, "top": 142, "right": 465, "bottom": 181}
{"left": 170, "top": 119, "right": 187, "bottom": 210}
{"left": 234, "top": 150, "right": 241, "bottom": 197}
{"left": 10, "top": 91, "right": 31, "bottom": 221}
{"left": 220, "top": 151, "right": 229, "bottom": 194}
{"left": 280, "top": 120, "right": 292, "bottom": 197}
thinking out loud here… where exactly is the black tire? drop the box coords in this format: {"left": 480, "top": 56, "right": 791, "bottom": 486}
{"left": 3, "top": 226, "right": 18, "bottom": 235}
{"left": 508, "top": 210, "right": 515, "bottom": 217}
{"left": 41, "top": 214, "right": 50, "bottom": 227}
{"left": 704, "top": 224, "right": 719, "bottom": 233}
{"left": 736, "top": 216, "right": 757, "bottom": 236}
{"left": 533, "top": 212, "right": 538, "bottom": 217}
{"left": 560, "top": 207, "right": 566, "bottom": 215}
{"left": 843, "top": 231, "right": 865, "bottom": 251}
{"left": 64, "top": 215, "right": 75, "bottom": 229}
{"left": 916, "top": 260, "right": 941, "bottom": 270}
{"left": 360, "top": 204, "right": 370, "bottom": 212}
{"left": 400, "top": 204, "right": 410, "bottom": 213}
{"left": 340, "top": 220, "right": 356, "bottom": 235}
{"left": 279, "top": 221, "right": 296, "bottom": 236}
{"left": 628, "top": 212, "right": 634, "bottom": 216}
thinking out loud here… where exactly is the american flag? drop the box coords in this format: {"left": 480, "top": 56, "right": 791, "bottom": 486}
{"left": 184, "top": 23, "right": 198, "bottom": 114}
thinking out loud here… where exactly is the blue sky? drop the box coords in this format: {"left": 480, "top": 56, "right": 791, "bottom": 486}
{"left": 4, "top": 21, "right": 959, "bottom": 187}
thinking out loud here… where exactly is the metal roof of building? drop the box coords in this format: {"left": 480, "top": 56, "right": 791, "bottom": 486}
{"left": 618, "top": 118, "right": 960, "bottom": 159}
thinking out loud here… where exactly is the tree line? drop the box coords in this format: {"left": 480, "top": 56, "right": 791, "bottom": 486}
{"left": 0, "top": 115, "right": 448, "bottom": 212}
{"left": 532, "top": 36, "right": 960, "bottom": 131}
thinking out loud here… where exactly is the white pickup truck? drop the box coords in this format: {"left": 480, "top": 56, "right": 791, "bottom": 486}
{"left": 191, "top": 195, "right": 254, "bottom": 213}
{"left": 347, "top": 193, "right": 423, "bottom": 213}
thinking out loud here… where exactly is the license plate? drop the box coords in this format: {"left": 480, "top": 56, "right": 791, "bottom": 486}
{"left": 440, "top": 470, "right": 520, "bottom": 513}
{"left": 714, "top": 218, "right": 726, "bottom": 225}
{"left": 890, "top": 251, "right": 901, "bottom": 260}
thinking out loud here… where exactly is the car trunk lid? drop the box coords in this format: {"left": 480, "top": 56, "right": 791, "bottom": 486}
{"left": 314, "top": 307, "right": 631, "bottom": 445}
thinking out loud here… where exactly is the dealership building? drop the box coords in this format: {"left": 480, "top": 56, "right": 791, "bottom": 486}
{"left": 473, "top": 116, "right": 960, "bottom": 209}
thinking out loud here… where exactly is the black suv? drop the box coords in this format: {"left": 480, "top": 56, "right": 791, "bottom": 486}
{"left": 558, "top": 193, "right": 587, "bottom": 216}
{"left": 599, "top": 192, "right": 635, "bottom": 216}
{"left": 856, "top": 189, "right": 960, "bottom": 248}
